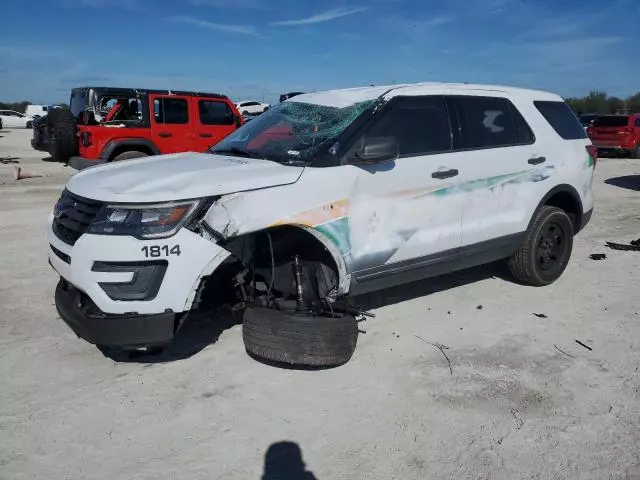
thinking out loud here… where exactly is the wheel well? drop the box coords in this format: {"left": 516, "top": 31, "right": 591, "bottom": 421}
{"left": 544, "top": 190, "right": 582, "bottom": 231}
{"left": 107, "top": 144, "right": 154, "bottom": 161}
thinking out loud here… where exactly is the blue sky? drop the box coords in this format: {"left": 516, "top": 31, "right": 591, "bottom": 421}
{"left": 1, "top": 0, "right": 638, "bottom": 104}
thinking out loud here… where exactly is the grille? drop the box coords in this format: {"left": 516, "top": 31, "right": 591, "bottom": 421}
{"left": 52, "top": 190, "right": 103, "bottom": 246}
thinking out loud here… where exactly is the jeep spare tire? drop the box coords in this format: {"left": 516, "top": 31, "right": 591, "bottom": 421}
{"left": 242, "top": 307, "right": 358, "bottom": 367}
{"left": 47, "top": 108, "right": 78, "bottom": 162}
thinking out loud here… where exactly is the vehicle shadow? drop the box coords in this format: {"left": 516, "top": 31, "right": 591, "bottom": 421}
{"left": 605, "top": 174, "right": 640, "bottom": 192}
{"left": 99, "top": 307, "right": 242, "bottom": 363}
{"left": 40, "top": 156, "right": 57, "bottom": 162}
{"left": 261, "top": 441, "right": 318, "bottom": 480}
{"left": 352, "top": 262, "right": 506, "bottom": 311}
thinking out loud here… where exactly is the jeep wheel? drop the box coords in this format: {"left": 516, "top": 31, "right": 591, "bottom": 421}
{"left": 47, "top": 108, "right": 78, "bottom": 162}
{"left": 112, "top": 151, "right": 149, "bottom": 162}
{"left": 509, "top": 206, "right": 574, "bottom": 286}
{"left": 243, "top": 307, "right": 358, "bottom": 367}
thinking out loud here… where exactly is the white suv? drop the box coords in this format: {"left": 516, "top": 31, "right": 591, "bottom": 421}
{"left": 48, "top": 83, "right": 595, "bottom": 366}
{"left": 235, "top": 100, "right": 270, "bottom": 116}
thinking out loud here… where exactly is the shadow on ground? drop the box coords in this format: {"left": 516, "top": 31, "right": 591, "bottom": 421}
{"left": 605, "top": 174, "right": 640, "bottom": 192}
{"left": 261, "top": 441, "right": 318, "bottom": 480}
{"left": 99, "top": 307, "right": 242, "bottom": 363}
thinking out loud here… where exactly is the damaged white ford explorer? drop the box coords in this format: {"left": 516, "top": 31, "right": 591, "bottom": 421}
{"left": 48, "top": 83, "right": 596, "bottom": 366}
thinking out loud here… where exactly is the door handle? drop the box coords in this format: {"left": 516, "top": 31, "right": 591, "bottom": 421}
{"left": 528, "top": 156, "right": 546, "bottom": 165}
{"left": 158, "top": 132, "right": 172, "bottom": 138}
{"left": 199, "top": 133, "right": 213, "bottom": 138}
{"left": 431, "top": 169, "right": 459, "bottom": 179}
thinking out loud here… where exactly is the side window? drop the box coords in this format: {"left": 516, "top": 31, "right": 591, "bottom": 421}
{"left": 153, "top": 97, "right": 189, "bottom": 124}
{"left": 455, "top": 96, "right": 521, "bottom": 149}
{"left": 365, "top": 96, "right": 451, "bottom": 156}
{"left": 199, "top": 100, "right": 234, "bottom": 125}
{"left": 43, "top": 106, "right": 48, "bottom": 112}
{"left": 534, "top": 101, "right": 587, "bottom": 140}
{"left": 512, "top": 105, "right": 535, "bottom": 144}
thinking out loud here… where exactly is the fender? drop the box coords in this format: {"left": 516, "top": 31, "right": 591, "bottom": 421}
{"left": 528, "top": 183, "right": 585, "bottom": 232}
{"left": 100, "top": 138, "right": 161, "bottom": 162}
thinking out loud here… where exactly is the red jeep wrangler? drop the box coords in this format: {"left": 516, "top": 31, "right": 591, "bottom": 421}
{"left": 586, "top": 114, "right": 640, "bottom": 159}
{"left": 46, "top": 87, "right": 243, "bottom": 170}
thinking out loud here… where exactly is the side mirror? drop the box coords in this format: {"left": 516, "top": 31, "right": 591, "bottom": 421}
{"left": 234, "top": 115, "right": 243, "bottom": 127}
{"left": 354, "top": 136, "right": 399, "bottom": 163}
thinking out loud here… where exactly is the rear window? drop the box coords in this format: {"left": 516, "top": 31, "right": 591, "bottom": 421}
{"left": 454, "top": 96, "right": 533, "bottom": 149}
{"left": 534, "top": 101, "right": 587, "bottom": 140}
{"left": 592, "top": 116, "right": 630, "bottom": 127}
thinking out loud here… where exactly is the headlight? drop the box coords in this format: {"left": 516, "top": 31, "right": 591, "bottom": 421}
{"left": 88, "top": 200, "right": 202, "bottom": 239}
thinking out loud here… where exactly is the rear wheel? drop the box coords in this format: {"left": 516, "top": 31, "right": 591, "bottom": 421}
{"left": 508, "top": 206, "right": 574, "bottom": 286}
{"left": 47, "top": 108, "right": 78, "bottom": 162}
{"left": 111, "top": 151, "right": 149, "bottom": 162}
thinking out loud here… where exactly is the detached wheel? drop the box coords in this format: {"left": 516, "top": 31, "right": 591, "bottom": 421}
{"left": 509, "top": 206, "right": 574, "bottom": 286}
{"left": 112, "top": 151, "right": 149, "bottom": 162}
{"left": 243, "top": 307, "right": 358, "bottom": 367}
{"left": 47, "top": 108, "right": 78, "bottom": 162}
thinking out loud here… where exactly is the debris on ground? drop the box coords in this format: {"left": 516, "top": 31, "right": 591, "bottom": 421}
{"left": 14, "top": 166, "right": 44, "bottom": 180}
{"left": 575, "top": 340, "right": 593, "bottom": 351}
{"left": 476, "top": 305, "right": 483, "bottom": 310}
{"left": 605, "top": 241, "right": 640, "bottom": 252}
{"left": 415, "top": 335, "right": 452, "bottom": 375}
{"left": 631, "top": 238, "right": 640, "bottom": 247}
{"left": 554, "top": 344, "right": 576, "bottom": 359}
{"left": 589, "top": 253, "right": 607, "bottom": 260}
{"left": 1, "top": 156, "right": 19, "bottom": 164}
{"left": 533, "top": 313, "right": 548, "bottom": 318}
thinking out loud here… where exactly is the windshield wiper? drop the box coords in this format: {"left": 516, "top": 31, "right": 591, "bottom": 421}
{"left": 211, "top": 147, "right": 261, "bottom": 159}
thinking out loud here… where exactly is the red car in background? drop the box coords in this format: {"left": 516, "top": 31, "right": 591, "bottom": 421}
{"left": 587, "top": 114, "right": 640, "bottom": 159}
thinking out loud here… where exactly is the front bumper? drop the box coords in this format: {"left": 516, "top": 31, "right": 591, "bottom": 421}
{"left": 69, "top": 156, "right": 107, "bottom": 171}
{"left": 48, "top": 215, "right": 230, "bottom": 338}
{"left": 55, "top": 279, "right": 179, "bottom": 347}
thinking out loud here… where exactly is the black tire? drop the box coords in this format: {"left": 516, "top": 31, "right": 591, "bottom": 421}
{"left": 243, "top": 307, "right": 358, "bottom": 367}
{"left": 242, "top": 111, "right": 250, "bottom": 116}
{"left": 631, "top": 146, "right": 640, "bottom": 160}
{"left": 26, "top": 121, "right": 33, "bottom": 129}
{"left": 508, "top": 206, "right": 574, "bottom": 286}
{"left": 47, "top": 108, "right": 78, "bottom": 162}
{"left": 111, "top": 151, "right": 149, "bottom": 162}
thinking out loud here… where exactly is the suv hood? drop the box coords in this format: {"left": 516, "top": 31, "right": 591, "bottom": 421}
{"left": 66, "top": 152, "right": 304, "bottom": 203}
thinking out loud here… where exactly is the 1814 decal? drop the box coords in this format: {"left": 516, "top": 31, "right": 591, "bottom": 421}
{"left": 141, "top": 245, "right": 182, "bottom": 258}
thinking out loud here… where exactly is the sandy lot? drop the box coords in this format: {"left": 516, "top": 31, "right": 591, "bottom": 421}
{"left": 1, "top": 128, "right": 639, "bottom": 480}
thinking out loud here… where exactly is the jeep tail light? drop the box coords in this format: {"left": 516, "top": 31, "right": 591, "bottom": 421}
{"left": 81, "top": 131, "right": 92, "bottom": 147}
{"left": 586, "top": 145, "right": 598, "bottom": 167}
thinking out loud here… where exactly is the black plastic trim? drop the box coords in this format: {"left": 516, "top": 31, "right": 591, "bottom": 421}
{"left": 350, "top": 233, "right": 524, "bottom": 296}
{"left": 69, "top": 156, "right": 107, "bottom": 170}
{"left": 100, "top": 139, "right": 160, "bottom": 162}
{"left": 55, "top": 279, "right": 178, "bottom": 347}
{"left": 50, "top": 245, "right": 70, "bottom": 264}
{"left": 530, "top": 184, "right": 585, "bottom": 232}
{"left": 92, "top": 260, "right": 168, "bottom": 301}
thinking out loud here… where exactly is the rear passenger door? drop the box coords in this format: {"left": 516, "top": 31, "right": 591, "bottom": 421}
{"left": 194, "top": 98, "right": 237, "bottom": 151}
{"left": 149, "top": 94, "right": 195, "bottom": 153}
{"left": 449, "top": 95, "right": 543, "bottom": 248}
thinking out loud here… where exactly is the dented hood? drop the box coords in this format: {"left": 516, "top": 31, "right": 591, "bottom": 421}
{"left": 66, "top": 152, "right": 304, "bottom": 203}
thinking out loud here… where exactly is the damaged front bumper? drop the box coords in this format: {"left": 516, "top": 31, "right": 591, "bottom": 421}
{"left": 55, "top": 279, "right": 180, "bottom": 347}
{"left": 47, "top": 215, "right": 232, "bottom": 347}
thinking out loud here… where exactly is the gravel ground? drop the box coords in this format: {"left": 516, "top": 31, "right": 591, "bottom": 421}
{"left": 1, "top": 128, "right": 639, "bottom": 480}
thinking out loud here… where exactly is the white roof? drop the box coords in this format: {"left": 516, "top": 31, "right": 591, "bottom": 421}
{"left": 291, "top": 82, "right": 561, "bottom": 108}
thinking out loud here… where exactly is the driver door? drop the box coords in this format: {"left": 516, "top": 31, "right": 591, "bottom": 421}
{"left": 345, "top": 95, "right": 466, "bottom": 284}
